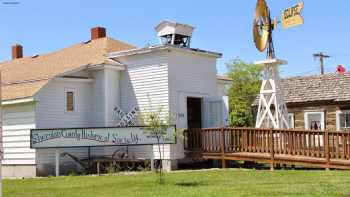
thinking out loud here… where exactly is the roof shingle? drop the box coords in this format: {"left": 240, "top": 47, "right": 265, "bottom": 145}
{"left": 281, "top": 73, "right": 350, "bottom": 103}
{"left": 0, "top": 37, "right": 135, "bottom": 101}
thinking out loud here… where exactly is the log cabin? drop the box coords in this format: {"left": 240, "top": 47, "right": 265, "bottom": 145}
{"left": 281, "top": 73, "right": 350, "bottom": 131}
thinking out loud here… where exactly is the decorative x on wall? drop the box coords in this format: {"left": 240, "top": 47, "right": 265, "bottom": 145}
{"left": 113, "top": 106, "right": 139, "bottom": 127}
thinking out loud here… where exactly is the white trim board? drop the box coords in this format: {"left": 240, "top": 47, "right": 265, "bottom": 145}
{"left": 64, "top": 88, "right": 77, "bottom": 113}
{"left": 336, "top": 110, "right": 350, "bottom": 131}
{"left": 2, "top": 97, "right": 35, "bottom": 106}
{"left": 304, "top": 111, "right": 325, "bottom": 130}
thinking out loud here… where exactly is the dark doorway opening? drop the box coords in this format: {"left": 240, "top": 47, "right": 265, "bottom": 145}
{"left": 187, "top": 97, "right": 202, "bottom": 129}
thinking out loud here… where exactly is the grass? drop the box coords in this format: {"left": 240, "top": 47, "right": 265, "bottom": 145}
{"left": 4, "top": 169, "right": 350, "bottom": 197}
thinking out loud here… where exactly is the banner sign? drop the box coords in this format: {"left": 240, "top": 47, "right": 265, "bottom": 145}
{"left": 281, "top": 2, "right": 304, "bottom": 29}
{"left": 30, "top": 126, "right": 175, "bottom": 149}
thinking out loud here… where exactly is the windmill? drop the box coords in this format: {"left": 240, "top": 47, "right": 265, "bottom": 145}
{"left": 254, "top": 0, "right": 304, "bottom": 129}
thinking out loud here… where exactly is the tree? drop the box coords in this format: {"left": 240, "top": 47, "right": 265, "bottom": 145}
{"left": 226, "top": 58, "right": 263, "bottom": 127}
{"left": 140, "top": 98, "right": 176, "bottom": 184}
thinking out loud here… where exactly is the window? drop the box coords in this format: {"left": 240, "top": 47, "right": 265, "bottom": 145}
{"left": 337, "top": 110, "right": 350, "bottom": 131}
{"left": 288, "top": 113, "right": 295, "bottom": 129}
{"left": 304, "top": 112, "right": 324, "bottom": 130}
{"left": 65, "top": 89, "right": 75, "bottom": 112}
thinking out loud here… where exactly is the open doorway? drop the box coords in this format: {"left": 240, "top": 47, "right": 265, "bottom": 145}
{"left": 187, "top": 97, "right": 202, "bottom": 128}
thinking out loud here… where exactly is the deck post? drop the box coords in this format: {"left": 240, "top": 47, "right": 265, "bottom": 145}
{"left": 55, "top": 149, "right": 60, "bottom": 177}
{"left": 325, "top": 130, "right": 330, "bottom": 170}
{"left": 220, "top": 128, "right": 226, "bottom": 168}
{"left": 270, "top": 130, "right": 275, "bottom": 171}
{"left": 150, "top": 159, "right": 155, "bottom": 171}
{"left": 97, "top": 161, "right": 100, "bottom": 176}
{"left": 88, "top": 147, "right": 91, "bottom": 174}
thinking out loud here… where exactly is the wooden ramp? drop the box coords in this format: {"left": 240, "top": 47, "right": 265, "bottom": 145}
{"left": 184, "top": 128, "right": 350, "bottom": 169}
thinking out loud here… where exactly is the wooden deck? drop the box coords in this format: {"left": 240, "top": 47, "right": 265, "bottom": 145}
{"left": 184, "top": 128, "right": 350, "bottom": 169}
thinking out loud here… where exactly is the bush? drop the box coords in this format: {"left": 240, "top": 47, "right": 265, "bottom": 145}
{"left": 144, "top": 160, "right": 151, "bottom": 171}
{"left": 107, "top": 163, "right": 121, "bottom": 174}
{"left": 68, "top": 169, "right": 77, "bottom": 176}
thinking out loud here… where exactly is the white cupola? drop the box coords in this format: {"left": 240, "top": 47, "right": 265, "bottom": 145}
{"left": 155, "top": 20, "right": 194, "bottom": 48}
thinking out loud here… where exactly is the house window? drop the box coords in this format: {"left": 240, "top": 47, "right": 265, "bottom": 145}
{"left": 337, "top": 110, "right": 350, "bottom": 131}
{"left": 288, "top": 113, "right": 295, "bottom": 129}
{"left": 304, "top": 112, "right": 325, "bottom": 130}
{"left": 65, "top": 89, "right": 75, "bottom": 112}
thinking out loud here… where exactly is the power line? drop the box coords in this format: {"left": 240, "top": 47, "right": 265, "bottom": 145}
{"left": 313, "top": 52, "right": 331, "bottom": 75}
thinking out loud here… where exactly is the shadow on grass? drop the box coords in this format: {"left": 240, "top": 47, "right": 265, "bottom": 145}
{"left": 175, "top": 181, "right": 206, "bottom": 187}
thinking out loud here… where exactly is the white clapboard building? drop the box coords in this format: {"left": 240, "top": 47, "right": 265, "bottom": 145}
{"left": 1, "top": 21, "right": 230, "bottom": 177}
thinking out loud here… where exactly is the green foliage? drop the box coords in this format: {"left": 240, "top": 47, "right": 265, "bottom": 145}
{"left": 142, "top": 106, "right": 174, "bottom": 139}
{"left": 139, "top": 97, "right": 177, "bottom": 184}
{"left": 106, "top": 163, "right": 120, "bottom": 174}
{"left": 136, "top": 165, "right": 146, "bottom": 172}
{"left": 226, "top": 58, "right": 263, "bottom": 127}
{"left": 67, "top": 169, "right": 77, "bottom": 176}
{"left": 143, "top": 160, "right": 151, "bottom": 171}
{"left": 140, "top": 97, "right": 177, "bottom": 142}
{"left": 106, "top": 164, "right": 116, "bottom": 174}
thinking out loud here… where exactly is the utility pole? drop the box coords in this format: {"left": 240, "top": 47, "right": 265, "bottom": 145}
{"left": 313, "top": 52, "right": 330, "bottom": 75}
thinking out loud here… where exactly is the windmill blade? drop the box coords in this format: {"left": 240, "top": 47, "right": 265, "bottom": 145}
{"left": 253, "top": 0, "right": 271, "bottom": 52}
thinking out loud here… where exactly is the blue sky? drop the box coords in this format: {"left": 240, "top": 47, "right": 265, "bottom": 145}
{"left": 1, "top": 0, "right": 349, "bottom": 77}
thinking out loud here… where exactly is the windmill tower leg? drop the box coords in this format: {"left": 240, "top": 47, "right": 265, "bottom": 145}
{"left": 255, "top": 59, "right": 290, "bottom": 129}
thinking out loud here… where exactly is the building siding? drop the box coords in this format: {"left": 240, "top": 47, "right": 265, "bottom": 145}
{"left": 34, "top": 79, "right": 94, "bottom": 176}
{"left": 104, "top": 69, "right": 121, "bottom": 126}
{"left": 288, "top": 104, "right": 339, "bottom": 130}
{"left": 119, "top": 52, "right": 170, "bottom": 160}
{"left": 91, "top": 70, "right": 106, "bottom": 127}
{"left": 35, "top": 79, "right": 94, "bottom": 128}
{"left": 168, "top": 51, "right": 218, "bottom": 128}
{"left": 120, "top": 52, "right": 169, "bottom": 113}
{"left": 2, "top": 103, "right": 36, "bottom": 166}
{"left": 2, "top": 102, "right": 37, "bottom": 177}
{"left": 167, "top": 51, "right": 219, "bottom": 159}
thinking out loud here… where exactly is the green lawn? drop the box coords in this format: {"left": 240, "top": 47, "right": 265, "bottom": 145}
{"left": 4, "top": 169, "right": 350, "bottom": 197}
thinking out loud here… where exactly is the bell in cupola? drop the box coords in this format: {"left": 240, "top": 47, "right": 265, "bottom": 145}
{"left": 155, "top": 20, "right": 194, "bottom": 48}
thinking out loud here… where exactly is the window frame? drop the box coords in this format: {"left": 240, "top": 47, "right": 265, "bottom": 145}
{"left": 304, "top": 111, "right": 325, "bottom": 130}
{"left": 336, "top": 110, "right": 350, "bottom": 131}
{"left": 64, "top": 88, "right": 77, "bottom": 113}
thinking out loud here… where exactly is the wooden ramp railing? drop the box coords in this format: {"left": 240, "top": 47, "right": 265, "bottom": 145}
{"left": 184, "top": 128, "right": 350, "bottom": 169}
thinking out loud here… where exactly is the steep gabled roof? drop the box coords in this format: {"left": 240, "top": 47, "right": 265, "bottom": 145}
{"left": 281, "top": 73, "right": 350, "bottom": 104}
{"left": 1, "top": 37, "right": 135, "bottom": 101}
